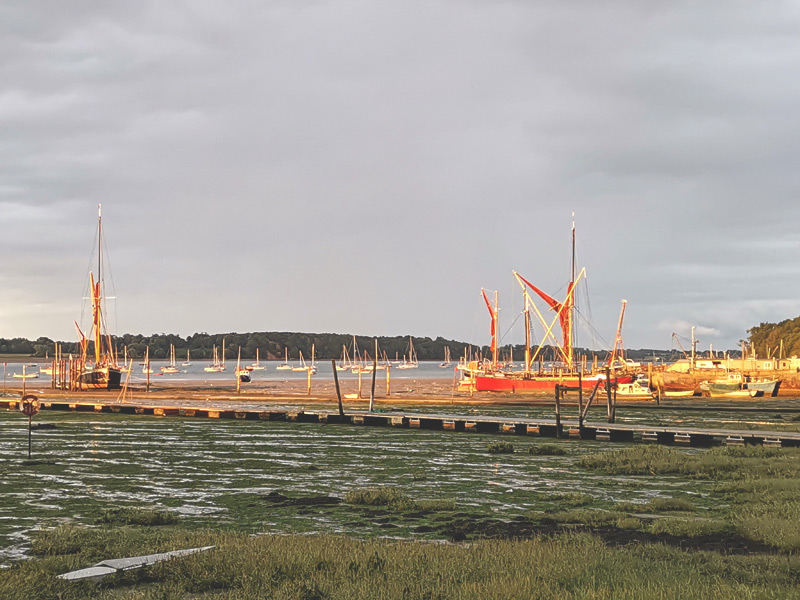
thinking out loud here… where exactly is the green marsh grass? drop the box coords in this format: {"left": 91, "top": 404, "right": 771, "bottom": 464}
{"left": 579, "top": 445, "right": 800, "bottom": 551}
{"left": 8, "top": 525, "right": 800, "bottom": 599}
{"left": 487, "top": 441, "right": 514, "bottom": 454}
{"left": 528, "top": 443, "right": 567, "bottom": 456}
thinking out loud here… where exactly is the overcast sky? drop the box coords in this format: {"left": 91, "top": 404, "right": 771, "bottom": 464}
{"left": 2, "top": 1, "right": 800, "bottom": 353}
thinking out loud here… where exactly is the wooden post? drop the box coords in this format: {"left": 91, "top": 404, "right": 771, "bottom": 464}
{"left": 358, "top": 369, "right": 363, "bottom": 399}
{"left": 578, "top": 372, "right": 584, "bottom": 429}
{"left": 307, "top": 367, "right": 312, "bottom": 395}
{"left": 611, "top": 382, "right": 617, "bottom": 423}
{"left": 369, "top": 338, "right": 377, "bottom": 411}
{"left": 606, "top": 366, "right": 613, "bottom": 423}
{"left": 332, "top": 360, "right": 344, "bottom": 417}
{"left": 386, "top": 364, "right": 391, "bottom": 396}
{"left": 236, "top": 370, "right": 241, "bottom": 394}
{"left": 146, "top": 353, "right": 150, "bottom": 393}
{"left": 555, "top": 385, "right": 562, "bottom": 439}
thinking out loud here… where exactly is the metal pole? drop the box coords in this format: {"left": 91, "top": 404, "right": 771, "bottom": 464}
{"left": 28, "top": 414, "right": 32, "bottom": 459}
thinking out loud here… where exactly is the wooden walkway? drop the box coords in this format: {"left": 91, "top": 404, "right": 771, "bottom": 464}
{"left": 2, "top": 398, "right": 799, "bottom": 448}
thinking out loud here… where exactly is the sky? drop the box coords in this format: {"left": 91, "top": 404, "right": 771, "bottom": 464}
{"left": 2, "top": 1, "right": 800, "bottom": 353}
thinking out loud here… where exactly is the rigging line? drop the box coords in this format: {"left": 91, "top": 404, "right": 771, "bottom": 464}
{"left": 500, "top": 312, "right": 522, "bottom": 344}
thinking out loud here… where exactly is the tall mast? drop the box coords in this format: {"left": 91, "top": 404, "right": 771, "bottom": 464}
{"left": 513, "top": 272, "right": 532, "bottom": 373}
{"left": 570, "top": 213, "right": 575, "bottom": 370}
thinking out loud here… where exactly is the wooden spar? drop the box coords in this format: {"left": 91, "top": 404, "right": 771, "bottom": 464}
{"left": 145, "top": 346, "right": 150, "bottom": 393}
{"left": 518, "top": 268, "right": 586, "bottom": 369}
{"left": 481, "top": 288, "right": 498, "bottom": 368}
{"left": 385, "top": 364, "right": 391, "bottom": 396}
{"left": 331, "top": 359, "right": 344, "bottom": 417}
{"left": 513, "top": 272, "right": 532, "bottom": 373}
{"left": 609, "top": 299, "right": 627, "bottom": 367}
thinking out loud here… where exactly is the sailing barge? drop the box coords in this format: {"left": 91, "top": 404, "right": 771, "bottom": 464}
{"left": 62, "top": 205, "right": 122, "bottom": 390}
{"left": 461, "top": 218, "right": 631, "bottom": 393}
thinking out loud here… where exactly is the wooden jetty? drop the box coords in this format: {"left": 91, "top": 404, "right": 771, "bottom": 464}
{"left": 2, "top": 398, "right": 799, "bottom": 448}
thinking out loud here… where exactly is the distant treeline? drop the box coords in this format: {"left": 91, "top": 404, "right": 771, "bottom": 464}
{"left": 747, "top": 316, "right": 800, "bottom": 358}
{"left": 2, "top": 332, "right": 482, "bottom": 362}
{"left": 0, "top": 332, "right": 697, "bottom": 363}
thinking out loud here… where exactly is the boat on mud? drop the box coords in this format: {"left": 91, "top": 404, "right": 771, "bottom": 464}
{"left": 73, "top": 205, "right": 122, "bottom": 390}
{"left": 462, "top": 218, "right": 633, "bottom": 394}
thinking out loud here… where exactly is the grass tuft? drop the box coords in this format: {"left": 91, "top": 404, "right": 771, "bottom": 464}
{"left": 487, "top": 441, "right": 514, "bottom": 454}
{"left": 529, "top": 444, "right": 567, "bottom": 456}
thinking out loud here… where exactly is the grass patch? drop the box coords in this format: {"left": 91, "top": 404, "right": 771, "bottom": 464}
{"left": 649, "top": 518, "right": 729, "bottom": 538}
{"left": 10, "top": 525, "right": 800, "bottom": 600}
{"left": 617, "top": 498, "right": 695, "bottom": 514}
{"left": 537, "top": 509, "right": 623, "bottom": 527}
{"left": 487, "top": 441, "right": 514, "bottom": 454}
{"left": 344, "top": 487, "right": 455, "bottom": 513}
{"left": 550, "top": 492, "right": 592, "bottom": 507}
{"left": 581, "top": 445, "right": 800, "bottom": 551}
{"left": 94, "top": 506, "right": 179, "bottom": 526}
{"left": 578, "top": 445, "right": 800, "bottom": 479}
{"left": 528, "top": 443, "right": 567, "bottom": 456}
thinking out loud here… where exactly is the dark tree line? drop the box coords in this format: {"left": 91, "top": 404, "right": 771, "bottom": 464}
{"left": 1, "top": 332, "right": 482, "bottom": 362}
{"left": 1, "top": 331, "right": 687, "bottom": 364}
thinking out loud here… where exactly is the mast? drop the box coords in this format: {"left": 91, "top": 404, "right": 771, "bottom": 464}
{"left": 513, "top": 271, "right": 532, "bottom": 373}
{"left": 481, "top": 289, "right": 498, "bottom": 368}
{"left": 568, "top": 212, "right": 576, "bottom": 371}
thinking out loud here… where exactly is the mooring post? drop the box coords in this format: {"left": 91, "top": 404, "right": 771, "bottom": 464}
{"left": 331, "top": 360, "right": 344, "bottom": 418}
{"left": 606, "top": 366, "right": 613, "bottom": 423}
{"left": 358, "top": 369, "right": 363, "bottom": 399}
{"left": 27, "top": 414, "right": 32, "bottom": 459}
{"left": 555, "top": 385, "right": 562, "bottom": 439}
{"left": 386, "top": 364, "right": 391, "bottom": 396}
{"left": 611, "top": 382, "right": 617, "bottom": 423}
{"left": 369, "top": 339, "right": 377, "bottom": 411}
{"left": 578, "top": 372, "right": 584, "bottom": 430}
{"left": 307, "top": 367, "right": 312, "bottom": 395}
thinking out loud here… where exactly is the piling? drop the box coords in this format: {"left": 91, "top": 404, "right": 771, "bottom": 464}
{"left": 331, "top": 360, "right": 344, "bottom": 418}
{"left": 369, "top": 338, "right": 377, "bottom": 411}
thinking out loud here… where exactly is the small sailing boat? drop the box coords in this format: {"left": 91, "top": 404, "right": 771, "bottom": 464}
{"left": 236, "top": 347, "right": 251, "bottom": 382}
{"left": 439, "top": 346, "right": 452, "bottom": 368}
{"left": 142, "top": 347, "right": 153, "bottom": 374}
{"left": 248, "top": 348, "right": 265, "bottom": 371}
{"left": 292, "top": 351, "right": 308, "bottom": 371}
{"left": 337, "top": 345, "right": 351, "bottom": 371}
{"left": 161, "top": 344, "right": 179, "bottom": 374}
{"left": 204, "top": 346, "right": 224, "bottom": 372}
{"left": 276, "top": 347, "right": 292, "bottom": 370}
{"left": 397, "top": 336, "right": 419, "bottom": 369}
{"left": 182, "top": 349, "right": 192, "bottom": 367}
{"left": 12, "top": 365, "right": 38, "bottom": 379}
